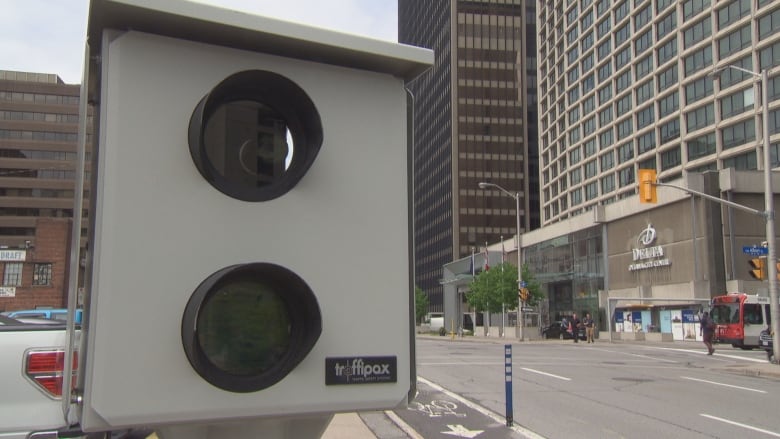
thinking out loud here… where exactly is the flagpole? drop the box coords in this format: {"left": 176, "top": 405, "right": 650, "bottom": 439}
{"left": 501, "top": 237, "right": 505, "bottom": 337}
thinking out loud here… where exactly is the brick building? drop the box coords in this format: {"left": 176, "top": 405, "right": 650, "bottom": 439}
{"left": 0, "top": 218, "right": 72, "bottom": 311}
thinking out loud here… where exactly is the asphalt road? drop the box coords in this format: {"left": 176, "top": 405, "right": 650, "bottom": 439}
{"left": 407, "top": 337, "right": 779, "bottom": 439}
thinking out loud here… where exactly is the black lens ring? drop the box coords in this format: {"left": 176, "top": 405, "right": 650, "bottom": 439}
{"left": 188, "top": 70, "right": 323, "bottom": 201}
{"left": 181, "top": 263, "right": 322, "bottom": 393}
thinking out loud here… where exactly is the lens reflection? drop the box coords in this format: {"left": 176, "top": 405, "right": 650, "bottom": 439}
{"left": 197, "top": 280, "right": 291, "bottom": 376}
{"left": 203, "top": 101, "right": 292, "bottom": 188}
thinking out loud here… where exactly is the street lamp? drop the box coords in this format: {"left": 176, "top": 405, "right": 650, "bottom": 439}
{"left": 711, "top": 65, "right": 778, "bottom": 363}
{"left": 478, "top": 181, "right": 524, "bottom": 340}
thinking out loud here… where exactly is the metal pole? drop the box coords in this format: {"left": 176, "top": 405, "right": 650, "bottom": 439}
{"left": 760, "top": 69, "right": 779, "bottom": 364}
{"left": 516, "top": 192, "right": 524, "bottom": 341}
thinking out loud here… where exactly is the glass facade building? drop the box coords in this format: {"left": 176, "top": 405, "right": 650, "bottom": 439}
{"left": 400, "top": 0, "right": 540, "bottom": 310}
{"left": 537, "top": 0, "right": 780, "bottom": 226}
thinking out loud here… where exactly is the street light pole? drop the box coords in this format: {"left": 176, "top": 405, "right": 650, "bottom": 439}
{"left": 478, "top": 182, "right": 524, "bottom": 341}
{"left": 712, "top": 65, "right": 778, "bottom": 363}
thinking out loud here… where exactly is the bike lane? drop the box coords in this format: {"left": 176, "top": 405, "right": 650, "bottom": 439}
{"left": 394, "top": 379, "right": 522, "bottom": 439}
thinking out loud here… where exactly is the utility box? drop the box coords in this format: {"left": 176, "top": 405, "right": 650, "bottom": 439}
{"left": 76, "top": 0, "right": 431, "bottom": 434}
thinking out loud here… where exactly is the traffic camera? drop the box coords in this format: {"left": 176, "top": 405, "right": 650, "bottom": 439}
{"left": 75, "top": 0, "right": 431, "bottom": 435}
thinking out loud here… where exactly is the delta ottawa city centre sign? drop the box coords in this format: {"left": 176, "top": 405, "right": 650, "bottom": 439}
{"left": 629, "top": 224, "right": 672, "bottom": 272}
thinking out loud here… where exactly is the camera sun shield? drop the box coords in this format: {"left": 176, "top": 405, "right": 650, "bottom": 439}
{"left": 78, "top": 0, "right": 432, "bottom": 432}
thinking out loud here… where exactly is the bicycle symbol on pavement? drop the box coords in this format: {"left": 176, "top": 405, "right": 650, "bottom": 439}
{"left": 410, "top": 400, "right": 467, "bottom": 418}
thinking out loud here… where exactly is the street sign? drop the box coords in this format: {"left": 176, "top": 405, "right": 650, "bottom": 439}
{"left": 521, "top": 307, "right": 534, "bottom": 312}
{"left": 519, "top": 280, "right": 527, "bottom": 288}
{"left": 743, "top": 246, "right": 769, "bottom": 256}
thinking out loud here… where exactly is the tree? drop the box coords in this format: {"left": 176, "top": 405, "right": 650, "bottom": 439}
{"left": 466, "top": 262, "right": 544, "bottom": 313}
{"left": 414, "top": 286, "right": 429, "bottom": 324}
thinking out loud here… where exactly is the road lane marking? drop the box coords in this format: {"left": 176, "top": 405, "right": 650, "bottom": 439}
{"left": 681, "top": 376, "right": 767, "bottom": 393}
{"left": 520, "top": 367, "right": 572, "bottom": 381}
{"left": 385, "top": 410, "right": 425, "bottom": 439}
{"left": 418, "top": 376, "right": 547, "bottom": 439}
{"left": 700, "top": 414, "right": 780, "bottom": 437}
{"left": 642, "top": 346, "right": 767, "bottom": 362}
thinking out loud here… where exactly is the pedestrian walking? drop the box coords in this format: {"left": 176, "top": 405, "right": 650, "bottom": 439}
{"left": 584, "top": 313, "right": 595, "bottom": 343}
{"left": 700, "top": 311, "right": 716, "bottom": 355}
{"left": 571, "top": 312, "right": 581, "bottom": 343}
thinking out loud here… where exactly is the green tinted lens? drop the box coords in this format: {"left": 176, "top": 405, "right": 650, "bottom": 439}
{"left": 197, "top": 280, "right": 291, "bottom": 376}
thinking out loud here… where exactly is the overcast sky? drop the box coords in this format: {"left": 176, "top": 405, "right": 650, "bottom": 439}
{"left": 0, "top": 0, "right": 398, "bottom": 85}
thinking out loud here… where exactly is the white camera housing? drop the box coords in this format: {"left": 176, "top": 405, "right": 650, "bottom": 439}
{"left": 77, "top": 0, "right": 431, "bottom": 431}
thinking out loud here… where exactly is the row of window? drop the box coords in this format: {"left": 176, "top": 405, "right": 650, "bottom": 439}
{"left": 0, "top": 110, "right": 79, "bottom": 124}
{"left": 2, "top": 262, "right": 52, "bottom": 286}
{"left": 0, "top": 91, "right": 79, "bottom": 106}
{"left": 0, "top": 129, "right": 78, "bottom": 142}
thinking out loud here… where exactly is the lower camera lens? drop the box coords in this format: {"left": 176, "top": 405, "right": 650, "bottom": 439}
{"left": 182, "top": 263, "right": 321, "bottom": 392}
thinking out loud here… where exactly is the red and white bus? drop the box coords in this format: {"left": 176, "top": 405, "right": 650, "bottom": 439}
{"left": 710, "top": 293, "right": 771, "bottom": 349}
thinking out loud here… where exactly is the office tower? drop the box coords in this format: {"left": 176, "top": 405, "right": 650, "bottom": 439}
{"left": 0, "top": 70, "right": 86, "bottom": 309}
{"left": 399, "top": 0, "right": 539, "bottom": 310}
{"left": 537, "top": 0, "right": 780, "bottom": 226}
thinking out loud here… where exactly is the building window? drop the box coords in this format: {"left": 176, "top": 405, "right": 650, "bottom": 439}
{"left": 661, "top": 147, "right": 682, "bottom": 170}
{"left": 598, "top": 84, "right": 612, "bottom": 105}
{"left": 585, "top": 159, "right": 598, "bottom": 178}
{"left": 637, "top": 131, "right": 656, "bottom": 154}
{"left": 687, "top": 132, "right": 716, "bottom": 160}
{"left": 685, "top": 104, "right": 714, "bottom": 132}
{"left": 721, "top": 119, "right": 756, "bottom": 150}
{"left": 657, "top": 38, "right": 678, "bottom": 68}
{"left": 684, "top": 16, "right": 712, "bottom": 47}
{"left": 636, "top": 106, "right": 654, "bottom": 129}
{"left": 582, "top": 96, "right": 595, "bottom": 113}
{"left": 571, "top": 188, "right": 582, "bottom": 206}
{"left": 618, "top": 142, "right": 634, "bottom": 163}
{"left": 635, "top": 55, "right": 652, "bottom": 80}
{"left": 635, "top": 80, "right": 653, "bottom": 103}
{"left": 723, "top": 151, "right": 758, "bottom": 170}
{"left": 718, "top": 0, "right": 750, "bottom": 29}
{"left": 684, "top": 47, "right": 713, "bottom": 77}
{"left": 615, "top": 0, "right": 630, "bottom": 22}
{"left": 599, "top": 106, "right": 613, "bottom": 127}
{"left": 601, "top": 174, "right": 615, "bottom": 193}
{"left": 716, "top": 56, "right": 753, "bottom": 89}
{"left": 32, "top": 263, "right": 53, "bottom": 286}
{"left": 616, "top": 94, "right": 632, "bottom": 114}
{"left": 760, "top": 41, "right": 780, "bottom": 70}
{"left": 585, "top": 181, "right": 598, "bottom": 200}
{"left": 682, "top": 0, "right": 709, "bottom": 22}
{"left": 658, "top": 92, "right": 679, "bottom": 118}
{"left": 719, "top": 25, "right": 751, "bottom": 59}
{"left": 657, "top": 65, "right": 678, "bottom": 92}
{"left": 634, "top": 3, "right": 652, "bottom": 30}
{"left": 657, "top": 12, "right": 677, "bottom": 39}
{"left": 598, "top": 17, "right": 611, "bottom": 38}
{"left": 685, "top": 77, "right": 714, "bottom": 104}
{"left": 600, "top": 150, "right": 614, "bottom": 170}
{"left": 614, "top": 23, "right": 631, "bottom": 47}
{"left": 3, "top": 262, "right": 23, "bottom": 286}
{"left": 599, "top": 129, "right": 614, "bottom": 149}
{"left": 659, "top": 119, "right": 680, "bottom": 144}
{"left": 598, "top": 39, "right": 612, "bottom": 61}
{"left": 758, "top": 8, "right": 780, "bottom": 41}
{"left": 619, "top": 166, "right": 635, "bottom": 187}
{"left": 571, "top": 167, "right": 582, "bottom": 184}
{"left": 720, "top": 88, "right": 755, "bottom": 119}
{"left": 582, "top": 53, "right": 594, "bottom": 73}
{"left": 617, "top": 118, "right": 633, "bottom": 140}
{"left": 635, "top": 30, "right": 652, "bottom": 54}
{"left": 585, "top": 138, "right": 597, "bottom": 155}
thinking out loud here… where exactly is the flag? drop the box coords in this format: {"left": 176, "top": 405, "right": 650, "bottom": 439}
{"left": 501, "top": 236, "right": 506, "bottom": 266}
{"left": 483, "top": 243, "right": 489, "bottom": 271}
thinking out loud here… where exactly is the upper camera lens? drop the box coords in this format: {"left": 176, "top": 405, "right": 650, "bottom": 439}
{"left": 189, "top": 71, "right": 323, "bottom": 201}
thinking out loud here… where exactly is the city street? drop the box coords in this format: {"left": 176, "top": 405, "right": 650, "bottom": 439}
{"left": 389, "top": 336, "right": 780, "bottom": 439}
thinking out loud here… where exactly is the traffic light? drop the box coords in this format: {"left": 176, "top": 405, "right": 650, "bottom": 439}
{"left": 749, "top": 258, "right": 765, "bottom": 280}
{"left": 519, "top": 288, "right": 529, "bottom": 302}
{"left": 77, "top": 0, "right": 431, "bottom": 435}
{"left": 638, "top": 168, "right": 657, "bottom": 203}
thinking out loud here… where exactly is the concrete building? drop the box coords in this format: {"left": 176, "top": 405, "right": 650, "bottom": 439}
{"left": 0, "top": 70, "right": 86, "bottom": 310}
{"left": 399, "top": 0, "right": 540, "bottom": 310}
{"left": 537, "top": 0, "right": 780, "bottom": 226}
